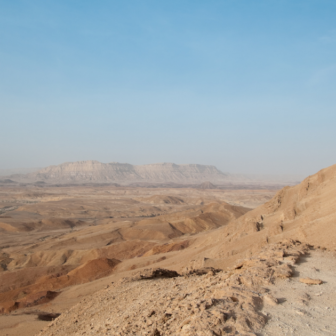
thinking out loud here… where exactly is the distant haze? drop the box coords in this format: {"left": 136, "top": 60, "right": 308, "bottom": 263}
{"left": 0, "top": 167, "right": 42, "bottom": 176}
{"left": 0, "top": 1, "right": 335, "bottom": 176}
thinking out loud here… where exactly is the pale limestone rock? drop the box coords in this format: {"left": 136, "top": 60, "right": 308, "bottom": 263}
{"left": 300, "top": 278, "right": 323, "bottom": 285}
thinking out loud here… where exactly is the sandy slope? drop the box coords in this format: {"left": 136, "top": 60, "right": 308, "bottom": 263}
{"left": 180, "top": 163, "right": 336, "bottom": 271}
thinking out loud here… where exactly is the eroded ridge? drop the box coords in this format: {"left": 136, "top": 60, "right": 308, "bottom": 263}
{"left": 38, "top": 239, "right": 309, "bottom": 336}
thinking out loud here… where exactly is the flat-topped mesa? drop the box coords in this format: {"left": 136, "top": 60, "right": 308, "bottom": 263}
{"left": 9, "top": 160, "right": 229, "bottom": 184}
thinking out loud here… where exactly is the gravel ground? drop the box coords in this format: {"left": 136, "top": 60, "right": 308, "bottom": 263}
{"left": 260, "top": 250, "right": 336, "bottom": 336}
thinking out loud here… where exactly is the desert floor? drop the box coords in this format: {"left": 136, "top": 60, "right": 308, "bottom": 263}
{"left": 0, "top": 184, "right": 276, "bottom": 335}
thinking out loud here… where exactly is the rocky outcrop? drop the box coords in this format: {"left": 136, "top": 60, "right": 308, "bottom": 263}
{"left": 38, "top": 240, "right": 309, "bottom": 336}
{"left": 132, "top": 268, "right": 180, "bottom": 280}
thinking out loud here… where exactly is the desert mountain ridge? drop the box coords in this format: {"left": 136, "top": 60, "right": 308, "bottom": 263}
{"left": 5, "top": 160, "right": 302, "bottom": 186}
{"left": 8, "top": 160, "right": 230, "bottom": 184}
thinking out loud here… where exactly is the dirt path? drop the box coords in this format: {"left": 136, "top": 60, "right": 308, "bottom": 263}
{"left": 260, "top": 250, "right": 336, "bottom": 335}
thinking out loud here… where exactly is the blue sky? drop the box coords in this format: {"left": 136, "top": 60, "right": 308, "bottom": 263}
{"left": 1, "top": 0, "right": 335, "bottom": 175}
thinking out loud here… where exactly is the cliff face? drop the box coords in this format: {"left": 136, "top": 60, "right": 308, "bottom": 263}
{"left": 16, "top": 160, "right": 228, "bottom": 184}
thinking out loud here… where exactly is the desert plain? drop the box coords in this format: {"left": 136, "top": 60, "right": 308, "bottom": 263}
{"left": 0, "top": 181, "right": 275, "bottom": 335}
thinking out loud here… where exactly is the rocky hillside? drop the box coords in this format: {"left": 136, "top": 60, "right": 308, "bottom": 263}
{"left": 221, "top": 162, "right": 336, "bottom": 251}
{"left": 38, "top": 240, "right": 316, "bottom": 336}
{"left": 175, "top": 163, "right": 336, "bottom": 271}
{"left": 11, "top": 161, "right": 229, "bottom": 184}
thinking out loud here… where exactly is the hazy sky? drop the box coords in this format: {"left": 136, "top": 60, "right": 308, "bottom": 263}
{"left": 1, "top": 1, "right": 335, "bottom": 175}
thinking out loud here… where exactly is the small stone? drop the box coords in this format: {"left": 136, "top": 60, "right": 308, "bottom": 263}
{"left": 263, "top": 294, "right": 278, "bottom": 306}
{"left": 299, "top": 278, "right": 323, "bottom": 285}
{"left": 295, "top": 309, "right": 306, "bottom": 316}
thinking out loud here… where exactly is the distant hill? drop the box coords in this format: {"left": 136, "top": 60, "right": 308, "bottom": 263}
{"left": 198, "top": 181, "right": 217, "bottom": 189}
{"left": 9, "top": 160, "right": 230, "bottom": 184}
